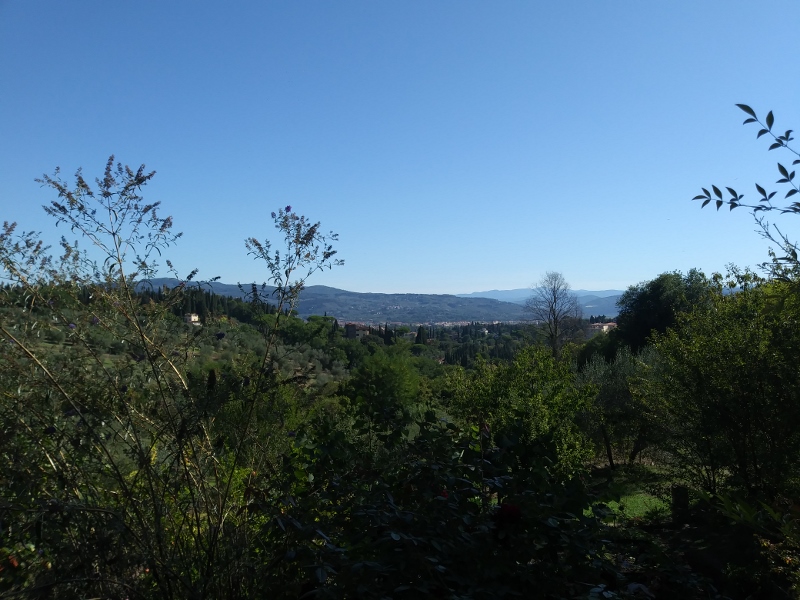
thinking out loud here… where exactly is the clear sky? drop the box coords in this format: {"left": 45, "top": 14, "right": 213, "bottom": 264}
{"left": 1, "top": 1, "right": 798, "bottom": 294}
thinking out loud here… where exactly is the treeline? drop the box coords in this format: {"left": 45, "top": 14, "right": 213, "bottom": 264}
{"left": 138, "top": 284, "right": 287, "bottom": 325}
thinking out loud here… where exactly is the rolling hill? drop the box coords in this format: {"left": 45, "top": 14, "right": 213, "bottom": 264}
{"left": 139, "top": 279, "right": 620, "bottom": 323}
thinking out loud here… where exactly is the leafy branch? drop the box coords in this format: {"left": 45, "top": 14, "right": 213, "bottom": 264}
{"left": 693, "top": 104, "right": 799, "bottom": 213}
{"left": 693, "top": 104, "right": 800, "bottom": 275}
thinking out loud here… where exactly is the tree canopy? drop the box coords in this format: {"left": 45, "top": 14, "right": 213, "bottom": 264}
{"left": 613, "top": 269, "right": 708, "bottom": 353}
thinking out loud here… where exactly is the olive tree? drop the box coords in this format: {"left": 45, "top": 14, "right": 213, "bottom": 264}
{"left": 579, "top": 346, "right": 657, "bottom": 469}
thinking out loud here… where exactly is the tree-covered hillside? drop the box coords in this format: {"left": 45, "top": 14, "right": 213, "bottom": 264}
{"left": 140, "top": 279, "right": 528, "bottom": 323}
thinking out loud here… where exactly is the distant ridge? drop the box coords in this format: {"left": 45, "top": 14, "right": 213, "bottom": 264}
{"left": 456, "top": 288, "right": 622, "bottom": 318}
{"left": 457, "top": 288, "right": 624, "bottom": 304}
{"left": 139, "top": 279, "right": 620, "bottom": 323}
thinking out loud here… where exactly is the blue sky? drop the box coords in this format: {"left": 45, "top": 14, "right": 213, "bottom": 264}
{"left": 1, "top": 1, "right": 798, "bottom": 294}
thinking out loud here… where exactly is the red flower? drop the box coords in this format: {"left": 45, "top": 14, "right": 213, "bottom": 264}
{"left": 494, "top": 503, "right": 522, "bottom": 526}
{"left": 440, "top": 489, "right": 449, "bottom": 499}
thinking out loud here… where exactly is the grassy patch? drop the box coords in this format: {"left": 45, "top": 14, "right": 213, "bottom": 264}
{"left": 605, "top": 493, "right": 669, "bottom": 522}
{"left": 589, "top": 463, "right": 672, "bottom": 523}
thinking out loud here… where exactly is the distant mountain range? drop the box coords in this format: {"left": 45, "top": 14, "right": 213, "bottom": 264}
{"left": 456, "top": 288, "right": 623, "bottom": 320}
{"left": 456, "top": 288, "right": 623, "bottom": 303}
{"left": 140, "top": 279, "right": 622, "bottom": 324}
{"left": 575, "top": 294, "right": 623, "bottom": 318}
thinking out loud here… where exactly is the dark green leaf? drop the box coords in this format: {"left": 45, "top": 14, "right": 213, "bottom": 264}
{"left": 786, "top": 189, "right": 798, "bottom": 198}
{"left": 769, "top": 142, "right": 782, "bottom": 151}
{"left": 316, "top": 529, "right": 331, "bottom": 541}
{"left": 716, "top": 200, "right": 723, "bottom": 210}
{"left": 702, "top": 187, "right": 710, "bottom": 196}
{"left": 736, "top": 104, "right": 757, "bottom": 118}
{"left": 702, "top": 199, "right": 711, "bottom": 208}
{"left": 778, "top": 163, "right": 789, "bottom": 178}
{"left": 712, "top": 185, "right": 723, "bottom": 199}
{"left": 756, "top": 183, "right": 767, "bottom": 197}
{"left": 757, "top": 129, "right": 769, "bottom": 138}
{"left": 693, "top": 194, "right": 707, "bottom": 201}
{"left": 726, "top": 187, "right": 738, "bottom": 197}
{"left": 766, "top": 111, "right": 774, "bottom": 130}
{"left": 743, "top": 118, "right": 757, "bottom": 124}
{"left": 729, "top": 203, "right": 738, "bottom": 211}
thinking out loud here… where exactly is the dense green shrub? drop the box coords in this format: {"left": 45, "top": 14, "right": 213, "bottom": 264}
{"left": 448, "top": 347, "right": 595, "bottom": 477}
{"left": 643, "top": 270, "right": 800, "bottom": 497}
